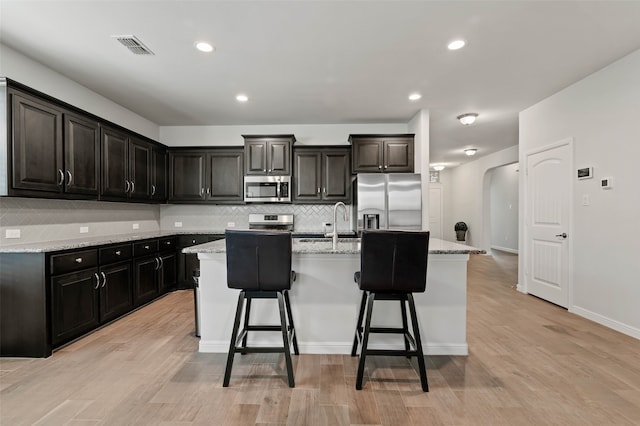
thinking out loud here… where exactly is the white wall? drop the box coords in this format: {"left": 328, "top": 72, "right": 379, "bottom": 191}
{"left": 408, "top": 109, "right": 430, "bottom": 230}
{"left": 445, "top": 145, "right": 519, "bottom": 248}
{"left": 519, "top": 49, "right": 640, "bottom": 338}
{"left": 0, "top": 43, "right": 159, "bottom": 140}
{"left": 159, "top": 123, "right": 407, "bottom": 147}
{"left": 489, "top": 163, "right": 519, "bottom": 252}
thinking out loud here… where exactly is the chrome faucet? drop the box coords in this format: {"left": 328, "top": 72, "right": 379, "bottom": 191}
{"left": 325, "top": 201, "right": 348, "bottom": 250}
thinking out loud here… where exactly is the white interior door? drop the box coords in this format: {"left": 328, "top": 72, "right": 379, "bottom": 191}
{"left": 428, "top": 185, "right": 443, "bottom": 239}
{"left": 526, "top": 141, "right": 571, "bottom": 307}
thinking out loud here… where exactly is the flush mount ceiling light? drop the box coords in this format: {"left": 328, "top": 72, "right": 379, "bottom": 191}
{"left": 195, "top": 41, "right": 214, "bottom": 53}
{"left": 433, "top": 165, "right": 445, "bottom": 171}
{"left": 236, "top": 94, "right": 249, "bottom": 102}
{"left": 464, "top": 148, "right": 478, "bottom": 156}
{"left": 408, "top": 93, "right": 422, "bottom": 101}
{"left": 457, "top": 113, "right": 478, "bottom": 125}
{"left": 448, "top": 39, "right": 466, "bottom": 50}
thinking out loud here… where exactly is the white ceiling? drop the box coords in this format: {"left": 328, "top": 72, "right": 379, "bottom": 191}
{"left": 2, "top": 1, "right": 640, "bottom": 168}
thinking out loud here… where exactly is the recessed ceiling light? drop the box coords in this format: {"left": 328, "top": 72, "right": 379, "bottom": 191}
{"left": 433, "top": 165, "right": 445, "bottom": 171}
{"left": 464, "top": 148, "right": 478, "bottom": 156}
{"left": 457, "top": 113, "right": 478, "bottom": 125}
{"left": 408, "top": 93, "right": 422, "bottom": 101}
{"left": 236, "top": 94, "right": 248, "bottom": 102}
{"left": 448, "top": 39, "right": 466, "bottom": 50}
{"left": 195, "top": 41, "right": 214, "bottom": 53}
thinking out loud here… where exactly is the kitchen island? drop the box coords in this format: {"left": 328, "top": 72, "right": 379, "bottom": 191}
{"left": 184, "top": 237, "right": 484, "bottom": 356}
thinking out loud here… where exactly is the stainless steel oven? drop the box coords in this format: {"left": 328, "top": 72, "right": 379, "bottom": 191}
{"left": 244, "top": 175, "right": 291, "bottom": 203}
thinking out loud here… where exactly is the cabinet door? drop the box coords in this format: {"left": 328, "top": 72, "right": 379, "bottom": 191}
{"left": 11, "top": 91, "right": 64, "bottom": 193}
{"left": 245, "top": 140, "right": 267, "bottom": 175}
{"left": 383, "top": 138, "right": 414, "bottom": 172}
{"left": 268, "top": 140, "right": 291, "bottom": 175}
{"left": 129, "top": 138, "right": 151, "bottom": 200}
{"left": 352, "top": 139, "right": 383, "bottom": 173}
{"left": 133, "top": 256, "right": 159, "bottom": 306}
{"left": 51, "top": 268, "right": 100, "bottom": 345}
{"left": 323, "top": 150, "right": 351, "bottom": 201}
{"left": 64, "top": 112, "right": 100, "bottom": 195}
{"left": 208, "top": 150, "right": 244, "bottom": 201}
{"left": 101, "top": 126, "right": 129, "bottom": 199}
{"left": 99, "top": 261, "right": 133, "bottom": 322}
{"left": 151, "top": 147, "right": 167, "bottom": 201}
{"left": 293, "top": 151, "right": 322, "bottom": 202}
{"left": 169, "top": 152, "right": 207, "bottom": 201}
{"left": 158, "top": 252, "right": 177, "bottom": 294}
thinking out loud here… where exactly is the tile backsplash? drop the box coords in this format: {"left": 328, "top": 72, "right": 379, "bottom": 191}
{"left": 0, "top": 198, "right": 353, "bottom": 245}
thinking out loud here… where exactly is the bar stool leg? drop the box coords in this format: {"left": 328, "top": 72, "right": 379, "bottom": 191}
{"left": 400, "top": 297, "right": 411, "bottom": 358}
{"left": 351, "top": 291, "right": 368, "bottom": 356}
{"left": 223, "top": 291, "right": 246, "bottom": 387}
{"left": 407, "top": 293, "right": 429, "bottom": 392}
{"left": 277, "top": 292, "right": 295, "bottom": 387}
{"left": 241, "top": 297, "right": 252, "bottom": 350}
{"left": 283, "top": 290, "right": 299, "bottom": 355}
{"left": 356, "top": 292, "right": 376, "bottom": 390}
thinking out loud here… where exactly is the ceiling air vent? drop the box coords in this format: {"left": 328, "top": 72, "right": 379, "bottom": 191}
{"left": 112, "top": 35, "right": 154, "bottom": 55}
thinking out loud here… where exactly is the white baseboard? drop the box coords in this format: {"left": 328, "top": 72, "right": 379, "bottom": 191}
{"left": 570, "top": 306, "right": 640, "bottom": 340}
{"left": 199, "top": 340, "right": 468, "bottom": 356}
{"left": 490, "top": 245, "right": 519, "bottom": 254}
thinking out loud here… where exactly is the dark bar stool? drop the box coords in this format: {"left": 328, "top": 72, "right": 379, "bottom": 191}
{"left": 222, "top": 229, "right": 299, "bottom": 387}
{"left": 351, "top": 230, "right": 430, "bottom": 391}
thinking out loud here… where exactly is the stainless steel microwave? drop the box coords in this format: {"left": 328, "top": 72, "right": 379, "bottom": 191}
{"left": 244, "top": 175, "right": 291, "bottom": 203}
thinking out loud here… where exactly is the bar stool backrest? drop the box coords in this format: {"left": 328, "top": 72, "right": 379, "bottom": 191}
{"left": 225, "top": 229, "right": 293, "bottom": 291}
{"left": 359, "top": 230, "right": 430, "bottom": 293}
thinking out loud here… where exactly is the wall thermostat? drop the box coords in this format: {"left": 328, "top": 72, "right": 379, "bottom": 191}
{"left": 577, "top": 167, "right": 593, "bottom": 180}
{"left": 601, "top": 177, "right": 613, "bottom": 189}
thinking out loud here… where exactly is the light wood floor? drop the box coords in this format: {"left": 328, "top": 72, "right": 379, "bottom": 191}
{"left": 2, "top": 252, "right": 640, "bottom": 425}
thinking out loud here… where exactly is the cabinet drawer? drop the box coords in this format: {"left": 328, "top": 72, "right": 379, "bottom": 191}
{"left": 179, "top": 235, "right": 209, "bottom": 247}
{"left": 50, "top": 249, "right": 99, "bottom": 275}
{"left": 159, "top": 237, "right": 177, "bottom": 251}
{"left": 133, "top": 240, "right": 158, "bottom": 257}
{"left": 100, "top": 244, "right": 132, "bottom": 264}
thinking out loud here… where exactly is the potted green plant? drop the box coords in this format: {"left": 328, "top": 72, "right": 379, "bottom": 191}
{"left": 454, "top": 221, "right": 468, "bottom": 241}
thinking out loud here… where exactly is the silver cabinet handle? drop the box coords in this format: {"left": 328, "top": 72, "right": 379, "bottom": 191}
{"left": 154, "top": 257, "right": 160, "bottom": 271}
{"left": 125, "top": 180, "right": 130, "bottom": 192}
{"left": 66, "top": 170, "right": 73, "bottom": 185}
{"left": 207, "top": 188, "right": 210, "bottom": 195}
{"left": 201, "top": 187, "right": 205, "bottom": 195}
{"left": 101, "top": 272, "right": 107, "bottom": 288}
{"left": 58, "top": 169, "right": 64, "bottom": 186}
{"left": 384, "top": 165, "right": 388, "bottom": 169}
{"left": 93, "top": 273, "right": 100, "bottom": 290}
{"left": 75, "top": 257, "right": 83, "bottom": 263}
{"left": 192, "top": 239, "right": 196, "bottom": 244}
{"left": 323, "top": 187, "right": 327, "bottom": 194}
{"left": 378, "top": 165, "right": 382, "bottom": 170}
{"left": 317, "top": 187, "right": 321, "bottom": 194}
{"left": 151, "top": 185, "right": 156, "bottom": 196}
{"left": 144, "top": 245, "right": 150, "bottom": 250}
{"left": 158, "top": 256, "right": 164, "bottom": 269}
{"left": 263, "top": 169, "right": 266, "bottom": 172}
{"left": 115, "top": 250, "right": 121, "bottom": 256}
{"left": 130, "top": 181, "right": 135, "bottom": 193}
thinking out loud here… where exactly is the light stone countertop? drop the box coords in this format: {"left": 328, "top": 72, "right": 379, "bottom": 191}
{"left": 183, "top": 237, "right": 485, "bottom": 255}
{"left": 0, "top": 231, "right": 224, "bottom": 253}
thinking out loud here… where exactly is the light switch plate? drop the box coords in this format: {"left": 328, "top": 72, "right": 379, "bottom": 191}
{"left": 227, "top": 222, "right": 236, "bottom": 228}
{"left": 132, "top": 223, "right": 140, "bottom": 230}
{"left": 174, "top": 222, "right": 183, "bottom": 228}
{"left": 80, "top": 226, "right": 89, "bottom": 234}
{"left": 5, "top": 229, "right": 21, "bottom": 239}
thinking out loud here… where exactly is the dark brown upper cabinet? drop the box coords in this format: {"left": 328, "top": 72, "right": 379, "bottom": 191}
{"left": 349, "top": 134, "right": 414, "bottom": 173}
{"left": 8, "top": 89, "right": 100, "bottom": 198}
{"left": 168, "top": 148, "right": 244, "bottom": 203}
{"left": 100, "top": 126, "right": 152, "bottom": 201}
{"left": 293, "top": 147, "right": 351, "bottom": 203}
{"left": 243, "top": 135, "right": 295, "bottom": 176}
{"left": 151, "top": 146, "right": 167, "bottom": 202}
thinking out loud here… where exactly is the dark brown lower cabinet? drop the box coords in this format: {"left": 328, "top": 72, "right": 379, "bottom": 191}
{"left": 159, "top": 252, "right": 177, "bottom": 294}
{"left": 51, "top": 268, "right": 100, "bottom": 346}
{"left": 134, "top": 256, "right": 160, "bottom": 306}
{"left": 100, "top": 261, "right": 133, "bottom": 323}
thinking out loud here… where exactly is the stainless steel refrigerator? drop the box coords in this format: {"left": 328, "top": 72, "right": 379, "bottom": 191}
{"left": 356, "top": 173, "right": 422, "bottom": 232}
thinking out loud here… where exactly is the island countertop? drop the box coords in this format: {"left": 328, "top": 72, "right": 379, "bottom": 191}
{"left": 183, "top": 236, "right": 485, "bottom": 255}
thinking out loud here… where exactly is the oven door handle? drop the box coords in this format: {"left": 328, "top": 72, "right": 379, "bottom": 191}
{"left": 276, "top": 182, "right": 281, "bottom": 199}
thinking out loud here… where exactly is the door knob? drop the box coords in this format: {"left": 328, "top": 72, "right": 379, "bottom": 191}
{"left": 555, "top": 233, "right": 567, "bottom": 238}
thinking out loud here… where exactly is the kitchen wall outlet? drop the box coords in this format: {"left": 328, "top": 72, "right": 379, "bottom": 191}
{"left": 227, "top": 222, "right": 236, "bottom": 228}
{"left": 80, "top": 226, "right": 89, "bottom": 234}
{"left": 5, "top": 229, "right": 21, "bottom": 239}
{"left": 174, "top": 221, "right": 183, "bottom": 228}
{"left": 132, "top": 223, "right": 140, "bottom": 230}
